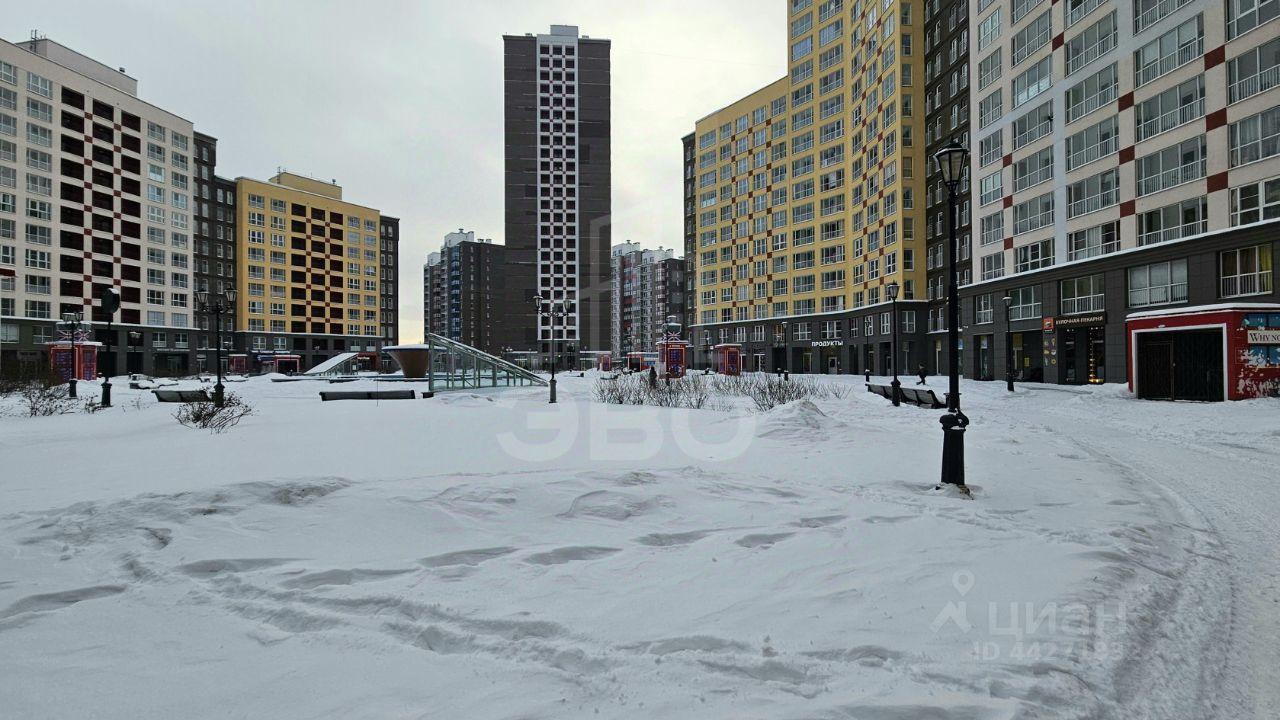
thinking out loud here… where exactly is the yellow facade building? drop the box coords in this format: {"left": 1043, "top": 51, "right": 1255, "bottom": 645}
{"left": 233, "top": 172, "right": 387, "bottom": 363}
{"left": 691, "top": 0, "right": 929, "bottom": 375}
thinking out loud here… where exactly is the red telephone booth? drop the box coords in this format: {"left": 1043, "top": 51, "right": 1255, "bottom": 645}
{"left": 598, "top": 355, "right": 612, "bottom": 372}
{"left": 713, "top": 343, "right": 743, "bottom": 376}
{"left": 47, "top": 341, "right": 100, "bottom": 382}
{"left": 657, "top": 339, "right": 690, "bottom": 379}
{"left": 228, "top": 354, "right": 248, "bottom": 374}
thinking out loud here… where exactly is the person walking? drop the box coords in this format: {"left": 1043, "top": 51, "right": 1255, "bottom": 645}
{"left": 648, "top": 365, "right": 658, "bottom": 389}
{"left": 916, "top": 364, "right": 928, "bottom": 385}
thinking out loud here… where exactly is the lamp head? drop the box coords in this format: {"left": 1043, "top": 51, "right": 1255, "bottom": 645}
{"left": 933, "top": 138, "right": 969, "bottom": 188}
{"left": 886, "top": 281, "right": 900, "bottom": 301}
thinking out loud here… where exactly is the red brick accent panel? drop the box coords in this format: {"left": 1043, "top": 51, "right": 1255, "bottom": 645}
{"left": 1003, "top": 154, "right": 1013, "bottom": 167}
{"left": 1118, "top": 92, "right": 1134, "bottom": 111}
{"left": 1205, "top": 109, "right": 1228, "bottom": 131}
{"left": 1003, "top": 237, "right": 1014, "bottom": 250}
{"left": 1205, "top": 46, "right": 1225, "bottom": 70}
{"left": 1052, "top": 34, "right": 1064, "bottom": 50}
{"left": 1003, "top": 196, "right": 1014, "bottom": 208}
{"left": 1120, "top": 200, "right": 1136, "bottom": 217}
{"left": 1207, "top": 172, "right": 1229, "bottom": 193}
{"left": 1119, "top": 146, "right": 1135, "bottom": 164}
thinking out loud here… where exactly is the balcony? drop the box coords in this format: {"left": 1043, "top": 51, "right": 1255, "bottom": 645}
{"left": 1068, "top": 187, "right": 1119, "bottom": 218}
{"left": 1138, "top": 219, "right": 1206, "bottom": 246}
{"left": 1061, "top": 294, "right": 1105, "bottom": 314}
{"left": 1221, "top": 270, "right": 1274, "bottom": 298}
{"left": 1229, "top": 64, "right": 1280, "bottom": 104}
{"left": 1135, "top": 36, "right": 1202, "bottom": 88}
{"left": 1136, "top": 158, "right": 1205, "bottom": 197}
{"left": 1135, "top": 98, "right": 1203, "bottom": 142}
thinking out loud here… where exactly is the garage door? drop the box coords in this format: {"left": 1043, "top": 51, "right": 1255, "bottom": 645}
{"left": 1136, "top": 330, "right": 1223, "bottom": 402}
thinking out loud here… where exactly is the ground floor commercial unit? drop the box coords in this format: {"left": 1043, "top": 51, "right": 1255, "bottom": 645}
{"left": 956, "top": 221, "right": 1278, "bottom": 392}
{"left": 688, "top": 300, "right": 928, "bottom": 377}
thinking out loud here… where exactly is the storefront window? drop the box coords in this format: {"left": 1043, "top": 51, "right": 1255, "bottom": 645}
{"left": 1128, "top": 259, "right": 1188, "bottom": 307}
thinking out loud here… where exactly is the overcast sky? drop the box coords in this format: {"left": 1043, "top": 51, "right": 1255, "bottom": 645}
{"left": 9, "top": 1, "right": 786, "bottom": 341}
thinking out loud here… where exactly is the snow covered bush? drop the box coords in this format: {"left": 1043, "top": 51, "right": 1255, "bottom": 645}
{"left": 174, "top": 393, "right": 253, "bottom": 433}
{"left": 709, "top": 374, "right": 854, "bottom": 411}
{"left": 592, "top": 373, "right": 716, "bottom": 409}
{"left": 9, "top": 380, "right": 77, "bottom": 417}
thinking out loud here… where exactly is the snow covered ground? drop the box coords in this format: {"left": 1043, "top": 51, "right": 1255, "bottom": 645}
{"left": 0, "top": 373, "right": 1276, "bottom": 719}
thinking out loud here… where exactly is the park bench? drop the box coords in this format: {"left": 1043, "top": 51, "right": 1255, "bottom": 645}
{"left": 318, "top": 390, "right": 416, "bottom": 401}
{"left": 153, "top": 389, "right": 213, "bottom": 403}
{"left": 865, "top": 383, "right": 946, "bottom": 409}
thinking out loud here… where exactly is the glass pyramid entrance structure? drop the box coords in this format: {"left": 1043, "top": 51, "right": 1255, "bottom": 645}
{"left": 385, "top": 335, "right": 547, "bottom": 390}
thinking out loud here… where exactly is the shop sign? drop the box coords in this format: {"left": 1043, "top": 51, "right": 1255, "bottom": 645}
{"left": 1053, "top": 313, "right": 1106, "bottom": 329}
{"left": 810, "top": 340, "right": 844, "bottom": 347}
{"left": 1247, "top": 330, "right": 1280, "bottom": 344}
{"left": 1042, "top": 317, "right": 1055, "bottom": 332}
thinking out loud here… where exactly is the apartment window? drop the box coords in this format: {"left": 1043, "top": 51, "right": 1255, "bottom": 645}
{"left": 1061, "top": 274, "right": 1105, "bottom": 314}
{"left": 1229, "top": 104, "right": 1280, "bottom": 167}
{"left": 1136, "top": 136, "right": 1206, "bottom": 197}
{"left": 1134, "top": 75, "right": 1205, "bottom": 142}
{"left": 979, "top": 90, "right": 1003, "bottom": 129}
{"left": 1008, "top": 285, "right": 1041, "bottom": 320}
{"left": 978, "top": 50, "right": 1002, "bottom": 91}
{"left": 1219, "top": 244, "right": 1273, "bottom": 297}
{"left": 1135, "top": 16, "right": 1202, "bottom": 89}
{"left": 1135, "top": 0, "right": 1193, "bottom": 33}
{"left": 26, "top": 123, "right": 51, "bottom": 147}
{"left": 979, "top": 131, "right": 1004, "bottom": 167}
{"left": 980, "top": 211, "right": 1005, "bottom": 246}
{"left": 980, "top": 253, "right": 1006, "bottom": 280}
{"left": 1012, "top": 193, "right": 1054, "bottom": 233}
{"left": 1227, "top": 0, "right": 1279, "bottom": 40}
{"left": 1066, "top": 64, "right": 1117, "bottom": 123}
{"left": 1228, "top": 36, "right": 1280, "bottom": 104}
{"left": 1014, "top": 239, "right": 1054, "bottom": 272}
{"left": 976, "top": 294, "right": 995, "bottom": 324}
{"left": 1229, "top": 176, "right": 1280, "bottom": 225}
{"left": 1012, "top": 102, "right": 1053, "bottom": 150}
{"left": 1138, "top": 197, "right": 1208, "bottom": 245}
{"left": 1068, "top": 221, "right": 1120, "bottom": 260}
{"left": 978, "top": 9, "right": 1002, "bottom": 51}
{"left": 1067, "top": 168, "right": 1120, "bottom": 217}
{"left": 1128, "top": 260, "right": 1188, "bottom": 307}
{"left": 0, "top": 113, "right": 14, "bottom": 137}
{"left": 26, "top": 72, "right": 52, "bottom": 98}
{"left": 1011, "top": 12, "right": 1052, "bottom": 68}
{"left": 0, "top": 61, "right": 16, "bottom": 86}
{"left": 1066, "top": 11, "right": 1117, "bottom": 77}
{"left": 1013, "top": 147, "right": 1053, "bottom": 192}
{"left": 1066, "top": 117, "right": 1119, "bottom": 171}
{"left": 979, "top": 171, "right": 1003, "bottom": 205}
{"left": 1012, "top": 57, "right": 1052, "bottom": 109}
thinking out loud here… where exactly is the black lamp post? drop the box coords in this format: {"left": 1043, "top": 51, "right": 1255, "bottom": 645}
{"left": 782, "top": 320, "right": 791, "bottom": 379}
{"left": 934, "top": 139, "right": 970, "bottom": 487}
{"left": 60, "top": 313, "right": 84, "bottom": 398}
{"left": 1003, "top": 295, "right": 1014, "bottom": 392}
{"left": 196, "top": 288, "right": 236, "bottom": 407}
{"left": 532, "top": 295, "right": 565, "bottom": 403}
{"left": 100, "top": 288, "right": 119, "bottom": 407}
{"left": 887, "top": 281, "right": 902, "bottom": 406}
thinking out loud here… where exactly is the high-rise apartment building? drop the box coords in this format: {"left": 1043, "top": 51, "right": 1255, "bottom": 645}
{"left": 1, "top": 37, "right": 201, "bottom": 376}
{"left": 422, "top": 229, "right": 507, "bottom": 353}
{"left": 924, "top": 0, "right": 974, "bottom": 374}
{"left": 961, "top": 0, "right": 1279, "bottom": 386}
{"left": 192, "top": 131, "right": 239, "bottom": 373}
{"left": 233, "top": 172, "right": 395, "bottom": 369}
{"left": 681, "top": 132, "right": 699, "bottom": 342}
{"left": 610, "top": 241, "right": 686, "bottom": 358}
{"left": 689, "top": 0, "right": 930, "bottom": 376}
{"left": 500, "top": 25, "right": 611, "bottom": 367}
{"left": 379, "top": 215, "right": 400, "bottom": 346}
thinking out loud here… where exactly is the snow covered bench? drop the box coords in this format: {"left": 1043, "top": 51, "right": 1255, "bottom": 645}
{"left": 318, "top": 390, "right": 416, "bottom": 402}
{"left": 152, "top": 389, "right": 214, "bottom": 403}
{"left": 865, "top": 383, "right": 946, "bottom": 409}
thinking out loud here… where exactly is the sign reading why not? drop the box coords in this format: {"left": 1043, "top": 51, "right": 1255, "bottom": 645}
{"left": 1247, "top": 329, "right": 1280, "bottom": 344}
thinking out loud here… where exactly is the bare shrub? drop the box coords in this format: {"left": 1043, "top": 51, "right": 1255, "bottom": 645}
{"left": 174, "top": 393, "right": 253, "bottom": 433}
{"left": 593, "top": 373, "right": 717, "bottom": 410}
{"left": 82, "top": 397, "right": 107, "bottom": 414}
{"left": 14, "top": 381, "right": 77, "bottom": 417}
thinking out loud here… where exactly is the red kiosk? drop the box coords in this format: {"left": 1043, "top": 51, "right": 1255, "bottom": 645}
{"left": 47, "top": 341, "right": 99, "bottom": 382}
{"left": 713, "top": 343, "right": 744, "bottom": 376}
{"left": 597, "top": 355, "right": 613, "bottom": 372}
{"left": 656, "top": 316, "right": 690, "bottom": 379}
{"left": 1126, "top": 304, "right": 1280, "bottom": 401}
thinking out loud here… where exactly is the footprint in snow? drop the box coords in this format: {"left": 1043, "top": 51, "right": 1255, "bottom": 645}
{"left": 524, "top": 546, "right": 621, "bottom": 565}
{"left": 735, "top": 533, "right": 795, "bottom": 548}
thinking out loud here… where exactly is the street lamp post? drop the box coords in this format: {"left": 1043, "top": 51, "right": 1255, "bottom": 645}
{"left": 934, "top": 139, "right": 970, "bottom": 487}
{"left": 100, "top": 288, "right": 119, "bottom": 407}
{"left": 196, "top": 289, "right": 236, "bottom": 407}
{"left": 782, "top": 320, "right": 791, "bottom": 379}
{"left": 60, "top": 313, "right": 84, "bottom": 399}
{"left": 887, "top": 281, "right": 901, "bottom": 407}
{"left": 533, "top": 295, "right": 566, "bottom": 403}
{"left": 1003, "top": 295, "right": 1014, "bottom": 392}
